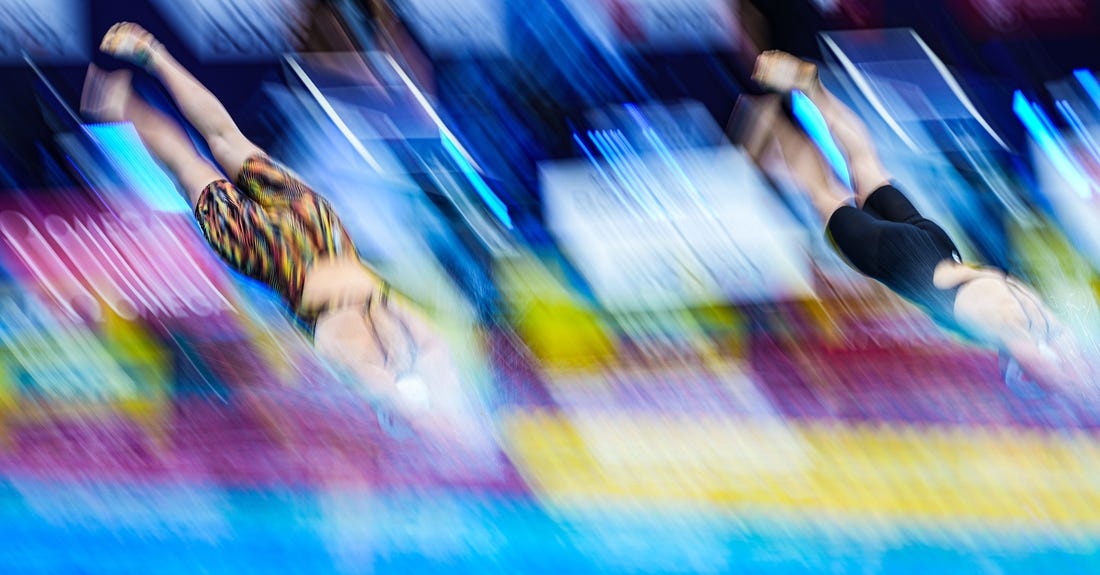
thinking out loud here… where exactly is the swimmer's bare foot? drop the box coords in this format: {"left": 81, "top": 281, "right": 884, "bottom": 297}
{"left": 753, "top": 50, "right": 819, "bottom": 95}
{"left": 99, "top": 22, "right": 162, "bottom": 68}
{"left": 80, "top": 65, "right": 133, "bottom": 123}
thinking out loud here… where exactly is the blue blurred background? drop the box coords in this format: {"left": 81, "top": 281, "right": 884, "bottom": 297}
{"left": 4, "top": 0, "right": 1100, "bottom": 572}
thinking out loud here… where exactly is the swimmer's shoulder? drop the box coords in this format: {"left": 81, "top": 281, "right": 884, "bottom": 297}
{"left": 933, "top": 260, "right": 998, "bottom": 290}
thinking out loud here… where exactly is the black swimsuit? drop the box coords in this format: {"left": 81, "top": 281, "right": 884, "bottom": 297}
{"left": 826, "top": 184, "right": 964, "bottom": 332}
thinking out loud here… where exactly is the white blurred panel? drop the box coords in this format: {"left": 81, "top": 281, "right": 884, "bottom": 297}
{"left": 542, "top": 145, "right": 812, "bottom": 311}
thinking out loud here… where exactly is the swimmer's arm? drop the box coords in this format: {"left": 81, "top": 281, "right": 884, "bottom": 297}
{"left": 1003, "top": 337, "right": 1064, "bottom": 387}
{"left": 1002, "top": 322, "right": 1092, "bottom": 389}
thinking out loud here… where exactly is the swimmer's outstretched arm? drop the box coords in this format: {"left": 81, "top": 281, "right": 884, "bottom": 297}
{"left": 753, "top": 51, "right": 891, "bottom": 207}
{"left": 82, "top": 66, "right": 220, "bottom": 207}
{"left": 99, "top": 22, "right": 262, "bottom": 182}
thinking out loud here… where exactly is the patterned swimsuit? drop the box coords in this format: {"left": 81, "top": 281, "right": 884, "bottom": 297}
{"left": 194, "top": 154, "right": 357, "bottom": 320}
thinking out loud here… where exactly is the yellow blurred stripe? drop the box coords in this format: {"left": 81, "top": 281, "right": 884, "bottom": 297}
{"left": 503, "top": 411, "right": 1100, "bottom": 524}
{"left": 495, "top": 253, "right": 614, "bottom": 367}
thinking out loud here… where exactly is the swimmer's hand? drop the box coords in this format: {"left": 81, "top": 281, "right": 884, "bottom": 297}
{"left": 1003, "top": 331, "right": 1097, "bottom": 400}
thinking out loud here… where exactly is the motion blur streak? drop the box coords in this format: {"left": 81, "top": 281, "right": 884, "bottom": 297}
{"left": 1, "top": 0, "right": 1100, "bottom": 573}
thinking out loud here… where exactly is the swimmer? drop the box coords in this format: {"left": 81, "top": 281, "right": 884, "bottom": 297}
{"left": 738, "top": 50, "right": 1092, "bottom": 391}
{"left": 81, "top": 22, "right": 483, "bottom": 434}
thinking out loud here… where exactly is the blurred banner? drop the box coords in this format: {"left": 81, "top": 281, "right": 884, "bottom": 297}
{"left": 0, "top": 0, "right": 88, "bottom": 63}
{"left": 149, "top": 0, "right": 311, "bottom": 61}
{"left": 0, "top": 189, "right": 237, "bottom": 327}
{"left": 562, "top": 0, "right": 738, "bottom": 53}
{"left": 542, "top": 132, "right": 811, "bottom": 311}
{"left": 392, "top": 0, "right": 510, "bottom": 57}
{"left": 949, "top": 0, "right": 1095, "bottom": 39}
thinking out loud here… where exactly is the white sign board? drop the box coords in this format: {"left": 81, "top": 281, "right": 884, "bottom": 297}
{"left": 541, "top": 145, "right": 812, "bottom": 311}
